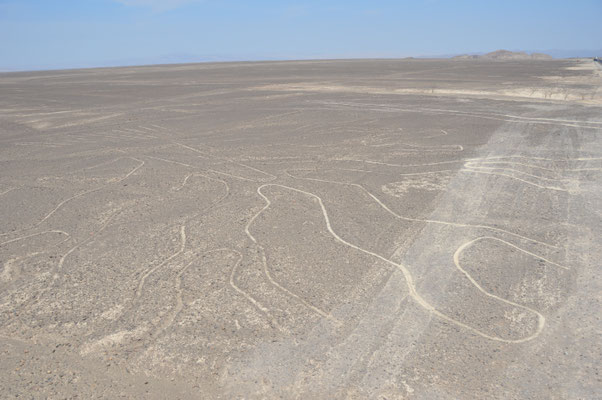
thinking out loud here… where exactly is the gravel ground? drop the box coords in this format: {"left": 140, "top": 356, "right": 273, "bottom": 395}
{"left": 0, "top": 58, "right": 601, "bottom": 398}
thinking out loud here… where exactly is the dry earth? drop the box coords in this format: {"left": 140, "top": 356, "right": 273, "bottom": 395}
{"left": 1, "top": 58, "right": 601, "bottom": 399}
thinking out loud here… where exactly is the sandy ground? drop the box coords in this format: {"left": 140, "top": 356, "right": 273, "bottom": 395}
{"left": 0, "top": 58, "right": 601, "bottom": 399}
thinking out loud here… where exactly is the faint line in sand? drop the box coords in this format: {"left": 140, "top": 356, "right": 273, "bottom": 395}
{"left": 312, "top": 100, "right": 602, "bottom": 129}
{"left": 0, "top": 187, "right": 16, "bottom": 197}
{"left": 173, "top": 173, "right": 193, "bottom": 191}
{"left": 423, "top": 129, "right": 451, "bottom": 139}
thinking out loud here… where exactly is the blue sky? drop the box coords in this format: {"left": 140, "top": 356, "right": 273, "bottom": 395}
{"left": 1, "top": 0, "right": 601, "bottom": 70}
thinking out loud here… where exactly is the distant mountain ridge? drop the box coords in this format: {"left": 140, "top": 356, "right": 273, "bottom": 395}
{"left": 453, "top": 49, "right": 553, "bottom": 60}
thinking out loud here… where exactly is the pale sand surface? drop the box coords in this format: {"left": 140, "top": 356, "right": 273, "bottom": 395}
{"left": 0, "top": 58, "right": 601, "bottom": 398}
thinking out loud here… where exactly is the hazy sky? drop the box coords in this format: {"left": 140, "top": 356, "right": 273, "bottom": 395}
{"left": 1, "top": 0, "right": 601, "bottom": 70}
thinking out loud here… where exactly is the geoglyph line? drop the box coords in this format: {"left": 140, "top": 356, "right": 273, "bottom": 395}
{"left": 42, "top": 157, "right": 144, "bottom": 222}
{"left": 228, "top": 249, "right": 285, "bottom": 332}
{"left": 98, "top": 170, "right": 243, "bottom": 349}
{"left": 332, "top": 158, "right": 466, "bottom": 169}
{"left": 0, "top": 157, "right": 145, "bottom": 238}
{"left": 245, "top": 188, "right": 340, "bottom": 325}
{"left": 463, "top": 165, "right": 571, "bottom": 182}
{"left": 154, "top": 248, "right": 246, "bottom": 337}
{"left": 461, "top": 168, "right": 567, "bottom": 192}
{"left": 286, "top": 170, "right": 558, "bottom": 249}
{"left": 335, "top": 167, "right": 458, "bottom": 176}
{"left": 176, "top": 142, "right": 277, "bottom": 182}
{"left": 423, "top": 129, "right": 450, "bottom": 139}
{"left": 367, "top": 141, "right": 464, "bottom": 152}
{"left": 455, "top": 236, "right": 568, "bottom": 271}
{"left": 111, "top": 157, "right": 145, "bottom": 183}
{"left": 56, "top": 209, "right": 123, "bottom": 272}
{"left": 146, "top": 155, "right": 256, "bottom": 182}
{"left": 135, "top": 226, "right": 186, "bottom": 299}
{"left": 452, "top": 236, "right": 561, "bottom": 340}
{"left": 81, "top": 157, "right": 122, "bottom": 172}
{"left": 334, "top": 155, "right": 602, "bottom": 170}
{"left": 131, "top": 167, "right": 231, "bottom": 300}
{"left": 0, "top": 230, "right": 70, "bottom": 247}
{"left": 141, "top": 157, "right": 232, "bottom": 209}
{"left": 329, "top": 155, "right": 596, "bottom": 193}
{"left": 173, "top": 173, "right": 193, "bottom": 191}
{"left": 16, "top": 208, "right": 128, "bottom": 308}
{"left": 464, "top": 160, "right": 602, "bottom": 173}
{"left": 0, "top": 187, "right": 16, "bottom": 197}
{"left": 315, "top": 100, "right": 602, "bottom": 130}
{"left": 254, "top": 183, "right": 547, "bottom": 343}
{"left": 119, "top": 127, "right": 158, "bottom": 138}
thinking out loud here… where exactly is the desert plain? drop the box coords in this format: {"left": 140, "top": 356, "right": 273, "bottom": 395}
{"left": 0, "top": 58, "right": 601, "bottom": 398}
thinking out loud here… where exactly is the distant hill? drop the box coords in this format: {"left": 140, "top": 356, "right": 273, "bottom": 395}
{"left": 453, "top": 49, "right": 553, "bottom": 60}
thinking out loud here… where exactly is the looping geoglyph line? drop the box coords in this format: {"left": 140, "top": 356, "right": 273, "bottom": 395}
{"left": 252, "top": 182, "right": 564, "bottom": 342}
{"left": 286, "top": 169, "right": 558, "bottom": 249}
{"left": 251, "top": 183, "right": 545, "bottom": 343}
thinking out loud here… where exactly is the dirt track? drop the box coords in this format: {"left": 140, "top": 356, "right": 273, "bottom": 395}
{"left": 1, "top": 58, "right": 601, "bottom": 398}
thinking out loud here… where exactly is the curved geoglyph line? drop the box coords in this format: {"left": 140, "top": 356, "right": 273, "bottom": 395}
{"left": 119, "top": 165, "right": 281, "bottom": 333}
{"left": 286, "top": 170, "right": 558, "bottom": 249}
{"left": 462, "top": 157, "right": 602, "bottom": 193}
{"left": 466, "top": 155, "right": 602, "bottom": 163}
{"left": 228, "top": 249, "right": 286, "bottom": 332}
{"left": 316, "top": 100, "right": 602, "bottom": 130}
{"left": 55, "top": 209, "right": 124, "bottom": 273}
{"left": 334, "top": 167, "right": 458, "bottom": 177}
{"left": 245, "top": 189, "right": 341, "bottom": 326}
{"left": 254, "top": 183, "right": 551, "bottom": 343}
{"left": 135, "top": 225, "right": 186, "bottom": 299}
{"left": 173, "top": 173, "right": 193, "bottom": 191}
{"left": 175, "top": 142, "right": 277, "bottom": 182}
{"left": 12, "top": 208, "right": 128, "bottom": 309}
{"left": 138, "top": 243, "right": 284, "bottom": 335}
{"left": 80, "top": 157, "right": 123, "bottom": 172}
{"left": 30, "top": 208, "right": 127, "bottom": 303}
{"left": 464, "top": 163, "right": 571, "bottom": 182}
{"left": 455, "top": 236, "right": 568, "bottom": 271}
{"left": 464, "top": 160, "right": 602, "bottom": 174}
{"left": 0, "top": 157, "right": 145, "bottom": 238}
{"left": 367, "top": 141, "right": 463, "bottom": 152}
{"left": 146, "top": 155, "right": 256, "bottom": 182}
{"left": 0, "top": 230, "right": 70, "bottom": 247}
{"left": 0, "top": 187, "right": 16, "bottom": 197}
{"left": 452, "top": 236, "right": 563, "bottom": 341}
{"left": 461, "top": 168, "right": 567, "bottom": 192}
{"left": 326, "top": 153, "right": 598, "bottom": 192}
{"left": 333, "top": 155, "right": 602, "bottom": 171}
{"left": 423, "top": 129, "right": 450, "bottom": 139}
{"left": 153, "top": 248, "right": 270, "bottom": 337}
